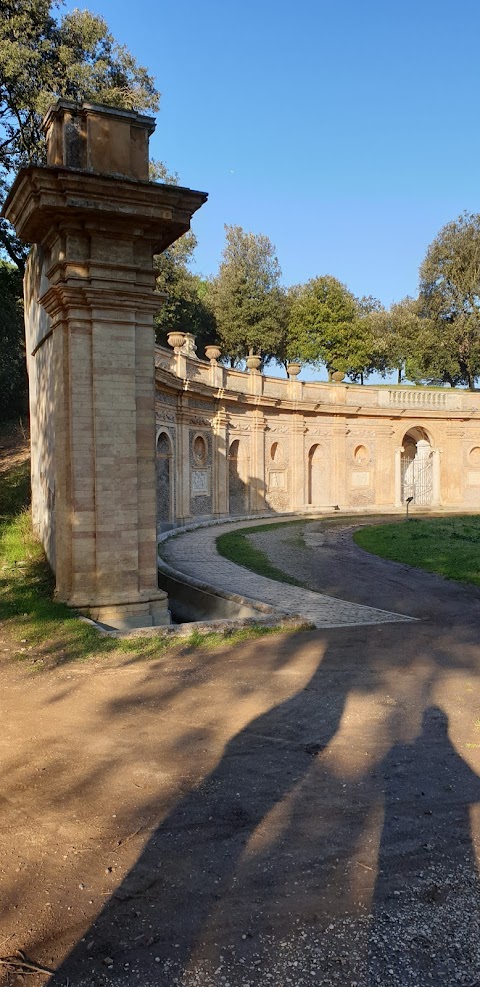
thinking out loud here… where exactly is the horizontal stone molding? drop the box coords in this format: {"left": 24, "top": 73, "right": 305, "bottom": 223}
{"left": 155, "top": 344, "right": 480, "bottom": 420}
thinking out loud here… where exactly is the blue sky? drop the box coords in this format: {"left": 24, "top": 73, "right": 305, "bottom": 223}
{"left": 66, "top": 0, "right": 479, "bottom": 306}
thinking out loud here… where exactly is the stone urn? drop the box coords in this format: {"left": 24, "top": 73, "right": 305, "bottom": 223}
{"left": 167, "top": 331, "right": 186, "bottom": 351}
{"left": 205, "top": 344, "right": 222, "bottom": 363}
{"left": 331, "top": 370, "right": 346, "bottom": 382}
{"left": 287, "top": 361, "right": 301, "bottom": 378}
{"left": 246, "top": 352, "right": 262, "bottom": 372}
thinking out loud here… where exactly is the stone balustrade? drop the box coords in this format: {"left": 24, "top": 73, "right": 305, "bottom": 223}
{"left": 155, "top": 345, "right": 479, "bottom": 415}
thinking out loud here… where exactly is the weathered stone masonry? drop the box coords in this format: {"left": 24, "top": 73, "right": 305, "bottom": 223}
{"left": 155, "top": 341, "right": 480, "bottom": 525}
{"left": 3, "top": 100, "right": 207, "bottom": 629}
{"left": 5, "top": 99, "right": 480, "bottom": 631}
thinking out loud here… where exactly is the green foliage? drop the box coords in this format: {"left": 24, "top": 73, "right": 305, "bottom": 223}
{"left": 0, "top": 261, "right": 27, "bottom": 420}
{"left": 354, "top": 516, "right": 480, "bottom": 585}
{"left": 210, "top": 225, "right": 287, "bottom": 364}
{"left": 149, "top": 160, "right": 218, "bottom": 356}
{"left": 0, "top": 459, "right": 30, "bottom": 517}
{"left": 418, "top": 212, "right": 480, "bottom": 389}
{"left": 0, "top": 457, "right": 117, "bottom": 656}
{"left": 0, "top": 453, "right": 292, "bottom": 666}
{"left": 364, "top": 296, "right": 433, "bottom": 385}
{"left": 154, "top": 233, "right": 217, "bottom": 357}
{"left": 345, "top": 294, "right": 387, "bottom": 384}
{"left": 287, "top": 275, "right": 377, "bottom": 380}
{"left": 0, "top": 0, "right": 160, "bottom": 268}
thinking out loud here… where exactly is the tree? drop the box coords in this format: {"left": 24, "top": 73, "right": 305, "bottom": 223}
{"left": 287, "top": 275, "right": 375, "bottom": 380}
{"left": 367, "top": 297, "right": 437, "bottom": 385}
{"left": 150, "top": 161, "right": 217, "bottom": 356}
{"left": 0, "top": 261, "right": 26, "bottom": 420}
{"left": 418, "top": 212, "right": 480, "bottom": 389}
{"left": 154, "top": 234, "right": 217, "bottom": 356}
{"left": 210, "top": 225, "right": 287, "bottom": 365}
{"left": 346, "top": 295, "right": 386, "bottom": 384}
{"left": 271, "top": 284, "right": 303, "bottom": 372}
{"left": 0, "top": 0, "right": 159, "bottom": 270}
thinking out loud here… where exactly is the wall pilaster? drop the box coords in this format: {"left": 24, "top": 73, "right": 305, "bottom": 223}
{"left": 212, "top": 407, "right": 229, "bottom": 517}
{"left": 290, "top": 414, "right": 306, "bottom": 510}
{"left": 250, "top": 410, "right": 267, "bottom": 512}
{"left": 176, "top": 403, "right": 193, "bottom": 525}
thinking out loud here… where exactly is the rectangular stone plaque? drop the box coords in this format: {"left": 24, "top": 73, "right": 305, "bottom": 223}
{"left": 468, "top": 471, "right": 480, "bottom": 486}
{"left": 269, "top": 470, "right": 285, "bottom": 489}
{"left": 351, "top": 471, "right": 370, "bottom": 487}
{"left": 191, "top": 469, "right": 209, "bottom": 496}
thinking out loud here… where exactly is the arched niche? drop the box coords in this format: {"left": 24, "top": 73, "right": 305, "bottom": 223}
{"left": 400, "top": 426, "right": 435, "bottom": 506}
{"left": 228, "top": 438, "right": 249, "bottom": 515}
{"left": 156, "top": 429, "right": 174, "bottom": 524}
{"left": 270, "top": 440, "right": 283, "bottom": 464}
{"left": 307, "top": 442, "right": 329, "bottom": 506}
{"left": 192, "top": 433, "right": 207, "bottom": 466}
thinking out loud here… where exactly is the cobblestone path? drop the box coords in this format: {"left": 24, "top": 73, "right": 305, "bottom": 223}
{"left": 160, "top": 518, "right": 415, "bottom": 629}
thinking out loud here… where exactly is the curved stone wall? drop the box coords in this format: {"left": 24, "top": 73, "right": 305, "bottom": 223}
{"left": 155, "top": 345, "right": 480, "bottom": 526}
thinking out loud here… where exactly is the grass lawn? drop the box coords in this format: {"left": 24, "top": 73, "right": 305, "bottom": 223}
{"left": 0, "top": 446, "right": 286, "bottom": 667}
{"left": 354, "top": 516, "right": 480, "bottom": 586}
{"left": 216, "top": 520, "right": 310, "bottom": 588}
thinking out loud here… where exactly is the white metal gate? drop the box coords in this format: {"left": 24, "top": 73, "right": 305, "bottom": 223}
{"left": 401, "top": 452, "right": 433, "bottom": 506}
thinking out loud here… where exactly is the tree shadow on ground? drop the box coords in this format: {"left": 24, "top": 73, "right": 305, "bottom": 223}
{"left": 43, "top": 614, "right": 480, "bottom": 987}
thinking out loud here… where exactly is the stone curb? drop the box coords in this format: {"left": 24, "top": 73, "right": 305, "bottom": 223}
{"left": 161, "top": 515, "right": 418, "bottom": 629}
{"left": 79, "top": 612, "right": 309, "bottom": 640}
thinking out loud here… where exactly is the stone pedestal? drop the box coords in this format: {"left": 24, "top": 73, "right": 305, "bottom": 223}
{"left": 3, "top": 100, "right": 207, "bottom": 629}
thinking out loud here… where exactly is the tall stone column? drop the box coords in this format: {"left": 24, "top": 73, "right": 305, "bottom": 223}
{"left": 432, "top": 447, "right": 442, "bottom": 506}
{"left": 176, "top": 404, "right": 193, "bottom": 526}
{"left": 250, "top": 410, "right": 267, "bottom": 513}
{"left": 3, "top": 100, "right": 207, "bottom": 629}
{"left": 374, "top": 425, "right": 395, "bottom": 506}
{"left": 331, "top": 420, "right": 347, "bottom": 506}
{"left": 212, "top": 407, "right": 229, "bottom": 518}
{"left": 394, "top": 447, "right": 403, "bottom": 507}
{"left": 290, "top": 414, "right": 306, "bottom": 510}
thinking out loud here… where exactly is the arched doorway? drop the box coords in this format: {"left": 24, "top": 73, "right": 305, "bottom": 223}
{"left": 228, "top": 438, "right": 248, "bottom": 515}
{"left": 156, "top": 430, "right": 174, "bottom": 525}
{"left": 307, "top": 443, "right": 328, "bottom": 506}
{"left": 401, "top": 427, "right": 433, "bottom": 506}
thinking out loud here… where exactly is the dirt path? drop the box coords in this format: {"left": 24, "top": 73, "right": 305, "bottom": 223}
{"left": 1, "top": 572, "right": 480, "bottom": 986}
{"left": 250, "top": 517, "right": 480, "bottom": 622}
{"left": 0, "top": 422, "right": 29, "bottom": 475}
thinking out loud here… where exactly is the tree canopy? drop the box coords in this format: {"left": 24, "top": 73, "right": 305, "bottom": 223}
{"left": 149, "top": 161, "right": 217, "bottom": 356}
{"left": 4, "top": 8, "right": 480, "bottom": 397}
{"left": 0, "top": 0, "right": 159, "bottom": 269}
{"left": 0, "top": 261, "right": 26, "bottom": 420}
{"left": 154, "top": 230, "right": 217, "bottom": 357}
{"left": 417, "top": 212, "right": 480, "bottom": 389}
{"left": 209, "top": 225, "right": 287, "bottom": 365}
{"left": 287, "top": 275, "right": 376, "bottom": 380}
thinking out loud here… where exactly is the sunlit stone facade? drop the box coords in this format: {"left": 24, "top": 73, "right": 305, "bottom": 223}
{"left": 155, "top": 342, "right": 480, "bottom": 526}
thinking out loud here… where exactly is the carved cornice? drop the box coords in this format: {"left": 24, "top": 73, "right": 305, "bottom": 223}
{"left": 3, "top": 165, "right": 207, "bottom": 250}
{"left": 39, "top": 282, "right": 162, "bottom": 320}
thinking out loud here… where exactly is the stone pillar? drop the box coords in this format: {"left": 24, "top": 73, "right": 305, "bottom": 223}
{"left": 374, "top": 426, "right": 395, "bottom": 506}
{"left": 331, "top": 421, "right": 347, "bottom": 506}
{"left": 290, "top": 414, "right": 306, "bottom": 510}
{"left": 444, "top": 427, "right": 464, "bottom": 505}
{"left": 212, "top": 408, "right": 229, "bottom": 517}
{"left": 432, "top": 447, "right": 442, "bottom": 505}
{"left": 394, "top": 447, "right": 403, "bottom": 507}
{"left": 250, "top": 410, "right": 267, "bottom": 513}
{"left": 176, "top": 404, "right": 193, "bottom": 525}
{"left": 3, "top": 100, "right": 207, "bottom": 629}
